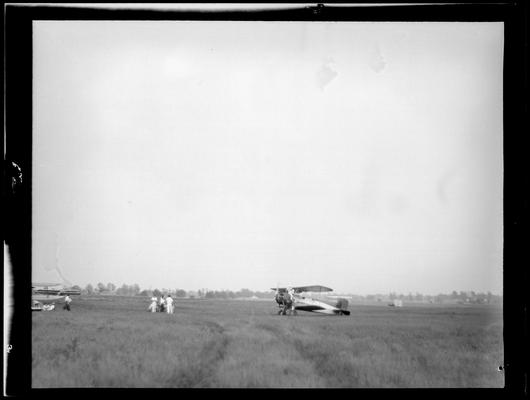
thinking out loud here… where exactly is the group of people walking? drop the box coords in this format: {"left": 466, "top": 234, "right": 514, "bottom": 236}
{"left": 148, "top": 295, "right": 174, "bottom": 314}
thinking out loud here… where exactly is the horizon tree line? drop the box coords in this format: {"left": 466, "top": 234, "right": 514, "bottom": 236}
{"left": 72, "top": 282, "right": 502, "bottom": 304}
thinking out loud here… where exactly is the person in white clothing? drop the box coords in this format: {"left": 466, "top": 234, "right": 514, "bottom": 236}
{"left": 287, "top": 286, "right": 295, "bottom": 312}
{"left": 166, "top": 295, "right": 174, "bottom": 314}
{"left": 63, "top": 295, "right": 72, "bottom": 311}
{"left": 148, "top": 297, "right": 157, "bottom": 312}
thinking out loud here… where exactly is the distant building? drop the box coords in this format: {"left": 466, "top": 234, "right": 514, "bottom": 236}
{"left": 389, "top": 299, "right": 403, "bottom": 307}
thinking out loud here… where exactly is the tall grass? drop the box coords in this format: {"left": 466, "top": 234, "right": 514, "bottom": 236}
{"left": 32, "top": 297, "right": 503, "bottom": 388}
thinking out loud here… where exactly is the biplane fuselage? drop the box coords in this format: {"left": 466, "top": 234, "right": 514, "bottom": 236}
{"left": 293, "top": 294, "right": 350, "bottom": 315}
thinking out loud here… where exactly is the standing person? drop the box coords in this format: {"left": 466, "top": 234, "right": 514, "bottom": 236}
{"left": 159, "top": 295, "right": 166, "bottom": 313}
{"left": 149, "top": 296, "right": 157, "bottom": 313}
{"left": 287, "top": 287, "right": 295, "bottom": 313}
{"left": 63, "top": 295, "right": 72, "bottom": 311}
{"left": 166, "top": 295, "right": 174, "bottom": 314}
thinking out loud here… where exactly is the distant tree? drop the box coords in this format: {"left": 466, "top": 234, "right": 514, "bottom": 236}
{"left": 71, "top": 285, "right": 82, "bottom": 291}
{"left": 84, "top": 283, "right": 94, "bottom": 295}
{"left": 175, "top": 289, "right": 187, "bottom": 298}
{"left": 487, "top": 291, "right": 493, "bottom": 304}
{"left": 97, "top": 282, "right": 106, "bottom": 293}
{"left": 107, "top": 282, "right": 116, "bottom": 292}
{"left": 439, "top": 293, "right": 449, "bottom": 302}
{"left": 237, "top": 288, "right": 252, "bottom": 298}
{"left": 139, "top": 289, "right": 152, "bottom": 297}
{"left": 475, "top": 292, "right": 487, "bottom": 304}
{"left": 493, "top": 293, "right": 502, "bottom": 304}
{"left": 451, "top": 290, "right": 458, "bottom": 300}
{"left": 152, "top": 288, "right": 162, "bottom": 298}
{"left": 132, "top": 283, "right": 141, "bottom": 295}
{"left": 119, "top": 284, "right": 130, "bottom": 296}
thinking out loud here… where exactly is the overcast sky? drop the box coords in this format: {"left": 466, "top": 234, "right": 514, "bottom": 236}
{"left": 32, "top": 21, "right": 503, "bottom": 295}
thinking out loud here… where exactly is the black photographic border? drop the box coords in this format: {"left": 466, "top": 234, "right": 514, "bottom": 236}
{"left": 4, "top": 2, "right": 527, "bottom": 397}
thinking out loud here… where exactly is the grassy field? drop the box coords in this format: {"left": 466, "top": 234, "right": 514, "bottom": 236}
{"left": 32, "top": 296, "right": 504, "bottom": 388}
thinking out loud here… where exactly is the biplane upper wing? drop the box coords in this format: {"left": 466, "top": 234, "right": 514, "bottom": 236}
{"left": 293, "top": 285, "right": 333, "bottom": 293}
{"left": 271, "top": 285, "right": 333, "bottom": 293}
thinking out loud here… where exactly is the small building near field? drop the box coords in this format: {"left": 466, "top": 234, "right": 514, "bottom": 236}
{"left": 389, "top": 299, "right": 403, "bottom": 307}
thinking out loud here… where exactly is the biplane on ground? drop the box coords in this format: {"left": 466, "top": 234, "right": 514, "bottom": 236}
{"left": 273, "top": 285, "right": 351, "bottom": 316}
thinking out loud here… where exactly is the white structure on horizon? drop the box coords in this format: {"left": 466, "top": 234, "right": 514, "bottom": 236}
{"left": 390, "top": 299, "right": 403, "bottom": 307}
